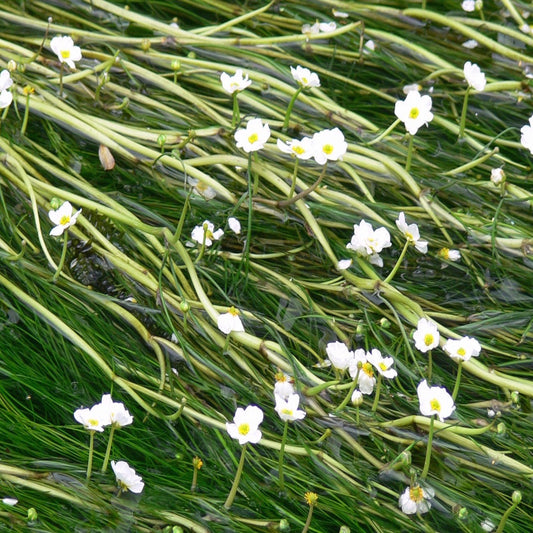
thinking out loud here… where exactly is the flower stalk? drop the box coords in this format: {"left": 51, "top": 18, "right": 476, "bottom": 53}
{"left": 224, "top": 443, "right": 248, "bottom": 509}
{"left": 420, "top": 414, "right": 435, "bottom": 480}
{"left": 282, "top": 86, "right": 302, "bottom": 131}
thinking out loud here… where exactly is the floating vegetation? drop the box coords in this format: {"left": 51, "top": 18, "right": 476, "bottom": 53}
{"left": 0, "top": 0, "right": 532, "bottom": 531}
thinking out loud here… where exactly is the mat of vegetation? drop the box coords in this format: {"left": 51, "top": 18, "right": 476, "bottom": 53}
{"left": 0, "top": 0, "right": 532, "bottom": 531}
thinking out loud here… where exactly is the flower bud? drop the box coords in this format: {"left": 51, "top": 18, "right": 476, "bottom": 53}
{"left": 512, "top": 490, "right": 522, "bottom": 505}
{"left": 497, "top": 422, "right": 506, "bottom": 435}
{"left": 379, "top": 317, "right": 391, "bottom": 329}
{"left": 180, "top": 300, "right": 190, "bottom": 313}
{"left": 141, "top": 39, "right": 151, "bottom": 52}
{"left": 510, "top": 390, "right": 520, "bottom": 404}
{"left": 27, "top": 508, "right": 38, "bottom": 521}
{"left": 279, "top": 519, "right": 291, "bottom": 532}
{"left": 171, "top": 59, "right": 181, "bottom": 71}
{"left": 157, "top": 134, "right": 167, "bottom": 147}
{"left": 339, "top": 527, "right": 351, "bottom": 533}
{"left": 50, "top": 197, "right": 63, "bottom": 210}
{"left": 7, "top": 60, "right": 17, "bottom": 72}
{"left": 458, "top": 507, "right": 468, "bottom": 520}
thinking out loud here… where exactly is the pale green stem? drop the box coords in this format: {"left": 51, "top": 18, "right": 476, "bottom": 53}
{"left": 288, "top": 158, "right": 300, "bottom": 199}
{"left": 191, "top": 466, "right": 199, "bottom": 492}
{"left": 224, "top": 443, "right": 248, "bottom": 509}
{"left": 355, "top": 256, "right": 379, "bottom": 280}
{"left": 301, "top": 502, "right": 315, "bottom": 533}
{"left": 231, "top": 92, "right": 240, "bottom": 129}
{"left": 405, "top": 134, "right": 414, "bottom": 172}
{"left": 366, "top": 118, "right": 401, "bottom": 146}
{"left": 495, "top": 497, "right": 521, "bottom": 533}
{"left": 277, "top": 162, "right": 327, "bottom": 208}
{"left": 52, "top": 231, "right": 69, "bottom": 282}
{"left": 194, "top": 223, "right": 208, "bottom": 264}
{"left": 242, "top": 152, "right": 253, "bottom": 279}
{"left": 21, "top": 92, "right": 31, "bottom": 136}
{"left": 452, "top": 362, "right": 463, "bottom": 401}
{"left": 420, "top": 415, "right": 435, "bottom": 480}
{"left": 383, "top": 240, "right": 410, "bottom": 284}
{"left": 336, "top": 367, "right": 360, "bottom": 412}
{"left": 278, "top": 420, "right": 289, "bottom": 492}
{"left": 458, "top": 87, "right": 471, "bottom": 139}
{"left": 252, "top": 152, "right": 259, "bottom": 197}
{"left": 222, "top": 333, "right": 231, "bottom": 354}
{"left": 86, "top": 431, "right": 95, "bottom": 482}
{"left": 427, "top": 350, "right": 433, "bottom": 382}
{"left": 59, "top": 62, "right": 64, "bottom": 98}
{"left": 282, "top": 86, "right": 303, "bottom": 131}
{"left": 101, "top": 424, "right": 116, "bottom": 473}
{"left": 371, "top": 374, "right": 383, "bottom": 413}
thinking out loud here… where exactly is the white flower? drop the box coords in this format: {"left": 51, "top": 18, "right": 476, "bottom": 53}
{"left": 417, "top": 379, "right": 455, "bottom": 422}
{"left": 234, "top": 118, "right": 270, "bottom": 153}
{"left": 48, "top": 201, "right": 82, "bottom": 236}
{"left": 276, "top": 137, "right": 315, "bottom": 160}
{"left": 462, "top": 0, "right": 475, "bottom": 11}
{"left": 348, "top": 349, "right": 375, "bottom": 395}
{"left": 188, "top": 177, "right": 216, "bottom": 200}
{"left": 394, "top": 90, "right": 434, "bottom": 135}
{"left": 351, "top": 389, "right": 363, "bottom": 405}
{"left": 399, "top": 484, "right": 434, "bottom": 514}
{"left": 403, "top": 83, "right": 421, "bottom": 95}
{"left": 325, "top": 341, "right": 354, "bottom": 371}
{"left": 366, "top": 349, "right": 397, "bottom": 379}
{"left": 464, "top": 61, "right": 486, "bottom": 91}
{"left": 363, "top": 40, "right": 375, "bottom": 53}
{"left": 217, "top": 306, "right": 244, "bottom": 334}
{"left": 99, "top": 394, "right": 133, "bottom": 427}
{"left": 413, "top": 318, "right": 440, "bottom": 353}
{"left": 337, "top": 258, "right": 353, "bottom": 270}
{"left": 311, "top": 128, "right": 348, "bottom": 165}
{"left": 2, "top": 498, "right": 18, "bottom": 506}
{"left": 301, "top": 21, "right": 336, "bottom": 34}
{"left": 0, "top": 89, "right": 12, "bottom": 109}
{"left": 332, "top": 9, "right": 349, "bottom": 18}
{"left": 438, "top": 248, "right": 461, "bottom": 261}
{"left": 290, "top": 65, "right": 320, "bottom": 88}
{"left": 481, "top": 519, "right": 496, "bottom": 532}
{"left": 396, "top": 212, "right": 428, "bottom": 253}
{"left": 275, "top": 393, "right": 306, "bottom": 421}
{"left": 190, "top": 220, "right": 224, "bottom": 246}
{"left": 111, "top": 460, "right": 144, "bottom": 494}
{"left": 520, "top": 116, "right": 533, "bottom": 154}
{"left": 346, "top": 220, "right": 391, "bottom": 267}
{"left": 220, "top": 69, "right": 252, "bottom": 94}
{"left": 490, "top": 167, "right": 505, "bottom": 186}
{"left": 228, "top": 217, "right": 241, "bottom": 234}
{"left": 274, "top": 372, "right": 295, "bottom": 400}
{"left": 50, "top": 36, "right": 82, "bottom": 69}
{"left": 443, "top": 336, "right": 481, "bottom": 362}
{"left": 226, "top": 405, "right": 263, "bottom": 445}
{"left": 462, "top": 39, "right": 479, "bottom": 49}
{"left": 0, "top": 70, "right": 13, "bottom": 92}
{"left": 74, "top": 402, "right": 111, "bottom": 432}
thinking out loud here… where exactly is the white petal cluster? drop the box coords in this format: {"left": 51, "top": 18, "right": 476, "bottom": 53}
{"left": 50, "top": 36, "right": 82, "bottom": 69}
{"left": 346, "top": 220, "right": 391, "bottom": 267}
{"left": 290, "top": 65, "right": 320, "bottom": 88}
{"left": 520, "top": 115, "right": 533, "bottom": 155}
{"left": 464, "top": 61, "right": 486, "bottom": 91}
{"left": 274, "top": 372, "right": 295, "bottom": 400}
{"left": 220, "top": 69, "right": 252, "bottom": 94}
{"left": 190, "top": 220, "right": 224, "bottom": 246}
{"left": 417, "top": 380, "right": 455, "bottom": 422}
{"left": 274, "top": 393, "right": 306, "bottom": 422}
{"left": 490, "top": 167, "right": 505, "bottom": 186}
{"left": 48, "top": 201, "right": 82, "bottom": 237}
{"left": 188, "top": 177, "right": 216, "bottom": 200}
{"left": 311, "top": 127, "right": 348, "bottom": 165}
{"left": 277, "top": 137, "right": 315, "bottom": 160}
{"left": 438, "top": 248, "right": 461, "bottom": 262}
{"left": 443, "top": 336, "right": 481, "bottom": 362}
{"left": 226, "top": 405, "right": 264, "bottom": 445}
{"left": 394, "top": 90, "right": 434, "bottom": 135}
{"left": 325, "top": 341, "right": 353, "bottom": 371}
{"left": 217, "top": 306, "right": 244, "bottom": 334}
{"left": 413, "top": 318, "right": 440, "bottom": 353}
{"left": 234, "top": 118, "right": 271, "bottom": 153}
{"left": 111, "top": 460, "right": 144, "bottom": 494}
{"left": 74, "top": 394, "right": 133, "bottom": 431}
{"left": 99, "top": 394, "right": 133, "bottom": 427}
{"left": 228, "top": 217, "right": 241, "bottom": 234}
{"left": 0, "top": 70, "right": 13, "bottom": 109}
{"left": 348, "top": 349, "right": 376, "bottom": 395}
{"left": 399, "top": 484, "right": 434, "bottom": 514}
{"left": 301, "top": 21, "right": 337, "bottom": 35}
{"left": 366, "top": 349, "right": 398, "bottom": 379}
{"left": 396, "top": 212, "right": 428, "bottom": 253}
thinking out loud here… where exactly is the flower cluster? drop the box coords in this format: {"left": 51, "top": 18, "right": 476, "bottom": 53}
{"left": 346, "top": 220, "right": 391, "bottom": 267}
{"left": 301, "top": 21, "right": 336, "bottom": 35}
{"left": 220, "top": 69, "right": 252, "bottom": 94}
{"left": 50, "top": 36, "right": 82, "bottom": 69}
{"left": 396, "top": 212, "right": 428, "bottom": 253}
{"left": 277, "top": 127, "right": 347, "bottom": 164}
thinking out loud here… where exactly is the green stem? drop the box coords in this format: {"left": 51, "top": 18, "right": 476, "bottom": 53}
{"left": 383, "top": 240, "right": 409, "bottom": 284}
{"left": 452, "top": 362, "right": 463, "bottom": 401}
{"left": 420, "top": 415, "right": 434, "bottom": 480}
{"left": 405, "top": 134, "right": 414, "bottom": 172}
{"left": 458, "top": 87, "right": 471, "bottom": 139}
{"left": 231, "top": 92, "right": 240, "bottom": 129}
{"left": 224, "top": 443, "right": 248, "bottom": 509}
{"left": 278, "top": 420, "right": 289, "bottom": 492}
{"left": 277, "top": 162, "right": 327, "bottom": 208}
{"left": 301, "top": 502, "right": 315, "bottom": 533}
{"left": 366, "top": 118, "right": 400, "bottom": 146}
{"left": 242, "top": 152, "right": 253, "bottom": 280}
{"left": 86, "top": 431, "right": 95, "bottom": 483}
{"left": 427, "top": 350, "right": 433, "bottom": 382}
{"left": 101, "top": 424, "right": 116, "bottom": 473}
{"left": 371, "top": 374, "right": 382, "bottom": 413}
{"left": 194, "top": 223, "right": 208, "bottom": 264}
{"left": 191, "top": 467, "right": 199, "bottom": 492}
{"left": 282, "top": 87, "right": 302, "bottom": 132}
{"left": 59, "top": 62, "right": 64, "bottom": 98}
{"left": 495, "top": 497, "right": 520, "bottom": 533}
{"left": 21, "top": 92, "right": 31, "bottom": 136}
{"left": 288, "top": 158, "right": 299, "bottom": 199}
{"left": 52, "top": 231, "right": 69, "bottom": 282}
{"left": 336, "top": 368, "right": 360, "bottom": 412}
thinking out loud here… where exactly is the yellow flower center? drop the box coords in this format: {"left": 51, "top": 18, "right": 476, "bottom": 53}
{"left": 362, "top": 362, "right": 374, "bottom": 377}
{"left": 229, "top": 306, "right": 239, "bottom": 317}
{"left": 424, "top": 334, "right": 434, "bottom": 346}
{"left": 248, "top": 133, "right": 258, "bottom": 144}
{"left": 59, "top": 215, "right": 71, "bottom": 225}
{"left": 293, "top": 146, "right": 305, "bottom": 155}
{"left": 281, "top": 408, "right": 293, "bottom": 416}
{"left": 322, "top": 144, "right": 334, "bottom": 154}
{"left": 440, "top": 247, "right": 450, "bottom": 259}
{"left": 88, "top": 418, "right": 99, "bottom": 427}
{"left": 379, "top": 362, "right": 388, "bottom": 371}
{"left": 409, "top": 485, "right": 424, "bottom": 503}
{"left": 305, "top": 492, "right": 318, "bottom": 506}
{"left": 409, "top": 107, "right": 420, "bottom": 119}
{"left": 405, "top": 231, "right": 414, "bottom": 241}
{"left": 457, "top": 347, "right": 466, "bottom": 356}
{"left": 302, "top": 77, "right": 308, "bottom": 85}
{"left": 61, "top": 50, "right": 71, "bottom": 59}
{"left": 238, "top": 423, "right": 250, "bottom": 435}
{"left": 430, "top": 398, "right": 441, "bottom": 412}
